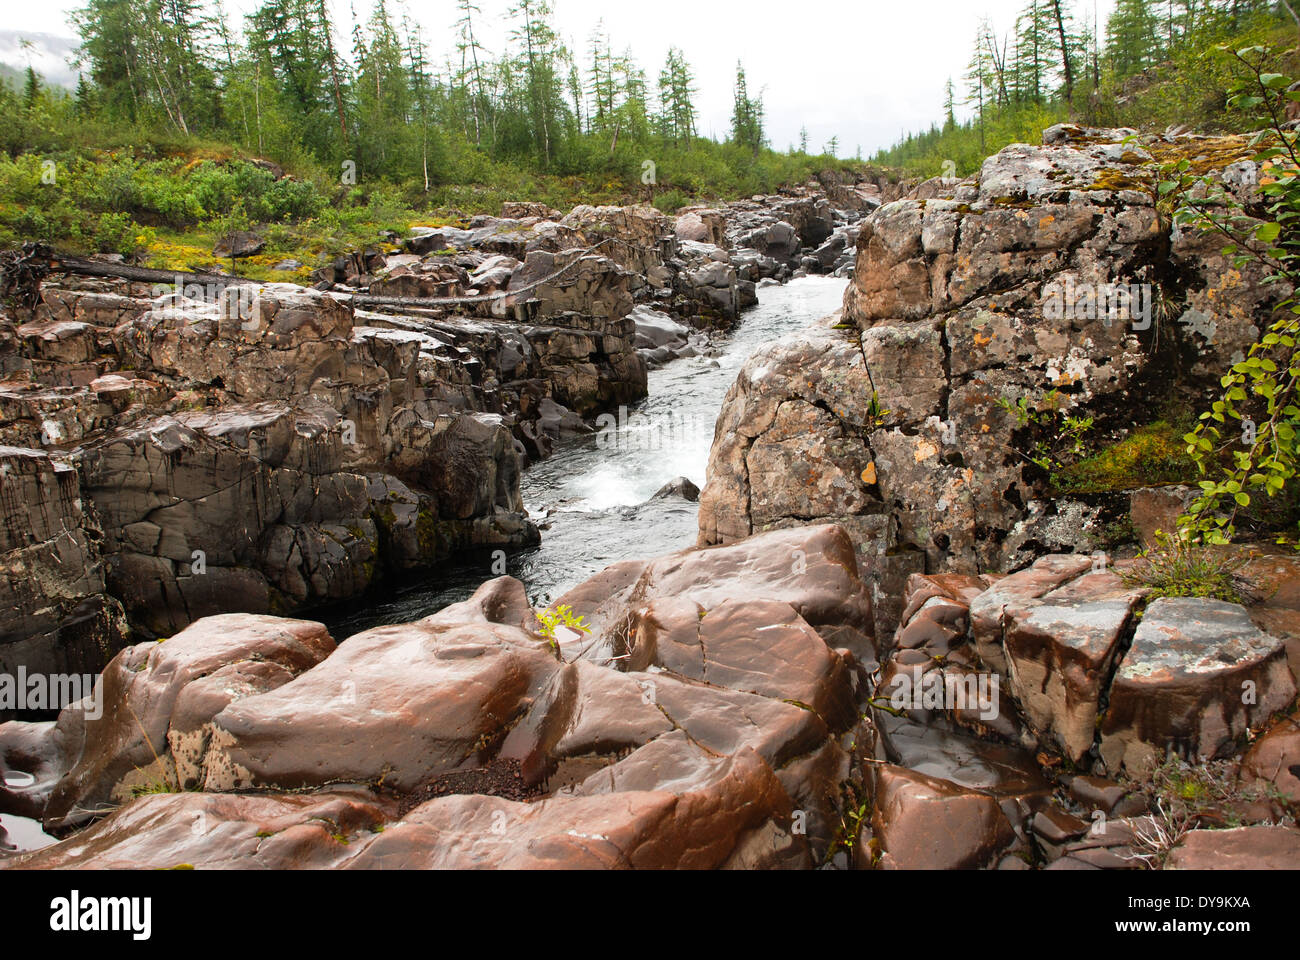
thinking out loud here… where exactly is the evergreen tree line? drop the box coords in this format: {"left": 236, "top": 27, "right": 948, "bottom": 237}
{"left": 52, "top": 0, "right": 794, "bottom": 185}
{"left": 877, "top": 0, "right": 1292, "bottom": 175}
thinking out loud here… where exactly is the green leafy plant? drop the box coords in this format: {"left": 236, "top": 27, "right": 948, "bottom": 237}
{"left": 1159, "top": 46, "right": 1300, "bottom": 548}
{"left": 997, "top": 389, "right": 1094, "bottom": 472}
{"left": 535, "top": 604, "right": 590, "bottom": 654}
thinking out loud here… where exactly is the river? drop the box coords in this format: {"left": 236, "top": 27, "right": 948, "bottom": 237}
{"left": 331, "top": 275, "right": 848, "bottom": 638}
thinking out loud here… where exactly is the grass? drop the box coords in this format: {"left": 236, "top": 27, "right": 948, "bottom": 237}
{"left": 1121, "top": 531, "right": 1247, "bottom": 605}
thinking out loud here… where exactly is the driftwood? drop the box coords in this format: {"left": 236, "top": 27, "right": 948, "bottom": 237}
{"left": 0, "top": 237, "right": 634, "bottom": 314}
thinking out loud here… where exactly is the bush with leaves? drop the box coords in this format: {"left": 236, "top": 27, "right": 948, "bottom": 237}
{"left": 1160, "top": 45, "right": 1300, "bottom": 548}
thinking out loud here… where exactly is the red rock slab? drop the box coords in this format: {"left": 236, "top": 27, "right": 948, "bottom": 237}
{"left": 869, "top": 763, "right": 1019, "bottom": 870}
{"left": 970, "top": 554, "right": 1095, "bottom": 674}
{"left": 1099, "top": 597, "right": 1297, "bottom": 778}
{"left": 498, "top": 659, "right": 673, "bottom": 785}
{"left": 1165, "top": 825, "right": 1300, "bottom": 870}
{"left": 203, "top": 619, "right": 558, "bottom": 794}
{"left": 0, "top": 789, "right": 393, "bottom": 870}
{"left": 870, "top": 713, "right": 1052, "bottom": 804}
{"left": 624, "top": 523, "right": 873, "bottom": 637}
{"left": 898, "top": 572, "right": 993, "bottom": 628}
{"left": 630, "top": 597, "right": 856, "bottom": 728}
{"left": 347, "top": 746, "right": 803, "bottom": 870}
{"left": 1002, "top": 572, "right": 1142, "bottom": 763}
{"left": 41, "top": 613, "right": 335, "bottom": 829}
{"left": 551, "top": 558, "right": 648, "bottom": 637}
{"left": 425, "top": 576, "right": 541, "bottom": 634}
{"left": 167, "top": 659, "right": 299, "bottom": 790}
{"left": 636, "top": 672, "right": 829, "bottom": 769}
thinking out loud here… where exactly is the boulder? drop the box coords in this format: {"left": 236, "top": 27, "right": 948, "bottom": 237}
{"left": 869, "top": 763, "right": 1019, "bottom": 869}
{"left": 1099, "top": 598, "right": 1297, "bottom": 777}
{"left": 26, "top": 614, "right": 334, "bottom": 829}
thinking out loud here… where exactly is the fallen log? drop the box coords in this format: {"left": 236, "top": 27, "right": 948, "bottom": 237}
{"left": 1, "top": 237, "right": 634, "bottom": 315}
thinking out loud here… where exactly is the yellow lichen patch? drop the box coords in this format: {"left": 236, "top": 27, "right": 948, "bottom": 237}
{"left": 913, "top": 438, "right": 939, "bottom": 463}
{"left": 1147, "top": 135, "right": 1254, "bottom": 176}
{"left": 1085, "top": 167, "right": 1153, "bottom": 192}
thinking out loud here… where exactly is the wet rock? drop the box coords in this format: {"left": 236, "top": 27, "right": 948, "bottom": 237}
{"left": 1099, "top": 597, "right": 1297, "bottom": 777}
{"left": 202, "top": 609, "right": 555, "bottom": 794}
{"left": 32, "top": 614, "right": 334, "bottom": 829}
{"left": 617, "top": 524, "right": 873, "bottom": 644}
{"left": 355, "top": 746, "right": 803, "bottom": 870}
{"left": 1065, "top": 774, "right": 1138, "bottom": 815}
{"left": 969, "top": 555, "right": 1095, "bottom": 673}
{"left": 627, "top": 598, "right": 856, "bottom": 727}
{"left": 869, "top": 763, "right": 1019, "bottom": 869}
{"left": 1239, "top": 711, "right": 1300, "bottom": 807}
{"left": 651, "top": 476, "right": 699, "bottom": 501}
{"left": 1031, "top": 807, "right": 1091, "bottom": 845}
{"left": 1, "top": 789, "right": 394, "bottom": 869}
{"left": 0, "top": 720, "right": 73, "bottom": 819}
{"left": 1000, "top": 569, "right": 1145, "bottom": 763}
{"left": 1166, "top": 825, "right": 1300, "bottom": 870}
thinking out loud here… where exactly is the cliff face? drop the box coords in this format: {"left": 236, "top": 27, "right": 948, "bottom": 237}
{"left": 699, "top": 124, "right": 1282, "bottom": 634}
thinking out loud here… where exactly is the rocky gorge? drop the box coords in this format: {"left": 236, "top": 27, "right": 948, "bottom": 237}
{"left": 1, "top": 131, "right": 1299, "bottom": 870}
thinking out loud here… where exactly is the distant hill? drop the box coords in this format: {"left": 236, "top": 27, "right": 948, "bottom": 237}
{"left": 0, "top": 63, "right": 26, "bottom": 92}
{"left": 0, "top": 30, "right": 79, "bottom": 90}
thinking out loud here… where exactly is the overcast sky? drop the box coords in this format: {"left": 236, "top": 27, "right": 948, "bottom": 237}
{"left": 3, "top": 0, "right": 1117, "bottom": 156}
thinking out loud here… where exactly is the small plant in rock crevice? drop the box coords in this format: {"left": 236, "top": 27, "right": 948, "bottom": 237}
{"left": 1136, "top": 755, "right": 1290, "bottom": 831}
{"left": 996, "top": 389, "right": 1095, "bottom": 473}
{"left": 1120, "top": 530, "right": 1248, "bottom": 604}
{"left": 535, "top": 604, "right": 590, "bottom": 654}
{"left": 823, "top": 778, "right": 871, "bottom": 866}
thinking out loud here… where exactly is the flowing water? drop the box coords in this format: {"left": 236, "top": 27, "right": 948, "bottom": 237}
{"left": 331, "top": 276, "right": 848, "bottom": 638}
